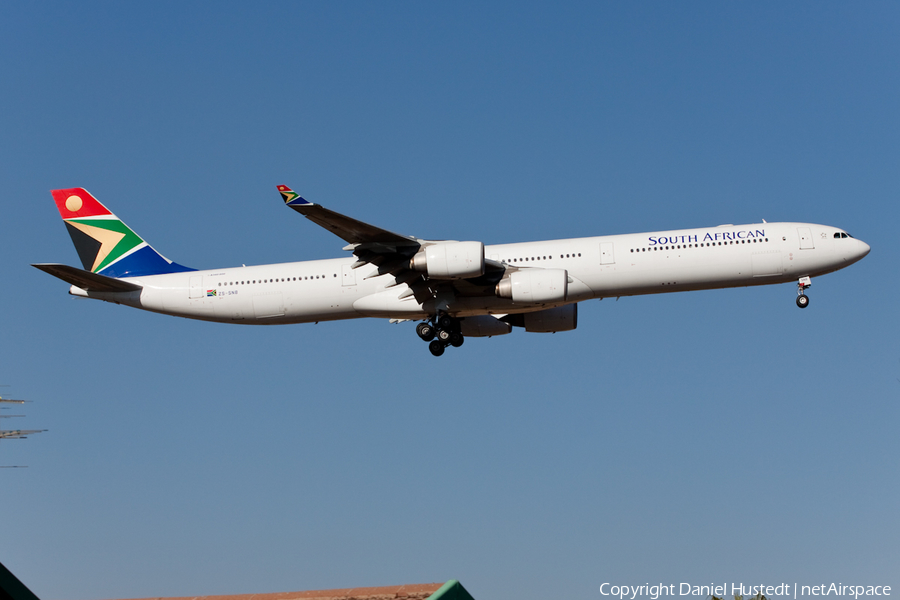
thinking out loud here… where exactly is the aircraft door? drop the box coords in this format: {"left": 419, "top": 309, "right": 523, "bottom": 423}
{"left": 797, "top": 227, "right": 815, "bottom": 249}
{"left": 342, "top": 263, "right": 357, "bottom": 286}
{"left": 600, "top": 242, "right": 615, "bottom": 265}
{"left": 189, "top": 275, "right": 203, "bottom": 299}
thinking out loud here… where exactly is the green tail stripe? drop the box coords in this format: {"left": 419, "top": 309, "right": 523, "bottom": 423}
{"left": 66, "top": 218, "right": 144, "bottom": 273}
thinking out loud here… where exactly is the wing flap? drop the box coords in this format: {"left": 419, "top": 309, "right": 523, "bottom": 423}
{"left": 32, "top": 263, "right": 143, "bottom": 293}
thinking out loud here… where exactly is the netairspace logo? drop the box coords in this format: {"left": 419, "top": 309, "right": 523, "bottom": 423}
{"left": 599, "top": 584, "right": 892, "bottom": 600}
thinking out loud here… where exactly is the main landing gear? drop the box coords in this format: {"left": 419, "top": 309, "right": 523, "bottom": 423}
{"left": 796, "top": 276, "right": 811, "bottom": 309}
{"left": 417, "top": 314, "right": 464, "bottom": 356}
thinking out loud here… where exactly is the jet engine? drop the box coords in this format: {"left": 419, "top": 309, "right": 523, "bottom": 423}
{"left": 410, "top": 241, "right": 485, "bottom": 279}
{"left": 495, "top": 268, "right": 568, "bottom": 303}
{"left": 503, "top": 304, "right": 577, "bottom": 333}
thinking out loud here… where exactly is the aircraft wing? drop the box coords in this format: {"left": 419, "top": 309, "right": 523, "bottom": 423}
{"left": 32, "top": 264, "right": 143, "bottom": 292}
{"left": 277, "top": 185, "right": 509, "bottom": 302}
{"left": 277, "top": 185, "right": 419, "bottom": 248}
{"left": 0, "top": 430, "right": 46, "bottom": 439}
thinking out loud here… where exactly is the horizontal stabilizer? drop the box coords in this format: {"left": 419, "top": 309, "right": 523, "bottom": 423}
{"left": 32, "top": 264, "right": 142, "bottom": 293}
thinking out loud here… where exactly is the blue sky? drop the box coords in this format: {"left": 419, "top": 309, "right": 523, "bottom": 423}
{"left": 1, "top": 3, "right": 898, "bottom": 600}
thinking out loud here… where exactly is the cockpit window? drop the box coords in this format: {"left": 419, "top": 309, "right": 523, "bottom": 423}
{"left": 834, "top": 232, "right": 841, "bottom": 238}
{"left": 834, "top": 232, "right": 852, "bottom": 239}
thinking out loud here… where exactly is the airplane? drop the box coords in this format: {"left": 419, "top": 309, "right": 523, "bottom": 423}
{"left": 0, "top": 397, "right": 28, "bottom": 405}
{"left": 0, "top": 429, "right": 46, "bottom": 440}
{"left": 34, "top": 186, "right": 870, "bottom": 356}
{"left": 0, "top": 396, "right": 45, "bottom": 440}
{"left": 1, "top": 401, "right": 25, "bottom": 419}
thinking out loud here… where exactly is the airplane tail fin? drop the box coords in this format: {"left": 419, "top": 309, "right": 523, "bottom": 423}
{"left": 50, "top": 188, "right": 194, "bottom": 278}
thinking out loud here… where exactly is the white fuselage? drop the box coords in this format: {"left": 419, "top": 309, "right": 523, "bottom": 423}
{"left": 72, "top": 222, "right": 869, "bottom": 324}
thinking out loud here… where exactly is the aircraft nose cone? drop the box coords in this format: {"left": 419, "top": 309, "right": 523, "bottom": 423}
{"left": 857, "top": 239, "right": 871, "bottom": 259}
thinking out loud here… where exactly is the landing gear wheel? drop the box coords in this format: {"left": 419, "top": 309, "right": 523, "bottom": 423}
{"left": 449, "top": 331, "right": 464, "bottom": 347}
{"left": 416, "top": 322, "right": 435, "bottom": 342}
{"left": 438, "top": 315, "right": 455, "bottom": 331}
{"left": 437, "top": 328, "right": 452, "bottom": 343}
{"left": 428, "top": 340, "right": 445, "bottom": 356}
{"left": 796, "top": 294, "right": 809, "bottom": 309}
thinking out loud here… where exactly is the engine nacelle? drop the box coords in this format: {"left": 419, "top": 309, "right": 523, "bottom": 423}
{"left": 410, "top": 241, "right": 485, "bottom": 279}
{"left": 495, "top": 268, "right": 568, "bottom": 303}
{"left": 458, "top": 315, "right": 513, "bottom": 338}
{"left": 503, "top": 304, "right": 578, "bottom": 333}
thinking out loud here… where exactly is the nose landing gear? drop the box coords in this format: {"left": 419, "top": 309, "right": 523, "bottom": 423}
{"left": 419, "top": 314, "right": 464, "bottom": 356}
{"left": 796, "top": 276, "right": 811, "bottom": 309}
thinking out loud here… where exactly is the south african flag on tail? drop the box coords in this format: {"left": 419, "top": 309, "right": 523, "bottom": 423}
{"left": 49, "top": 188, "right": 194, "bottom": 278}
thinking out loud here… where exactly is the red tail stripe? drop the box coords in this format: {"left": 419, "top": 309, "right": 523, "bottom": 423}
{"left": 50, "top": 188, "right": 112, "bottom": 219}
